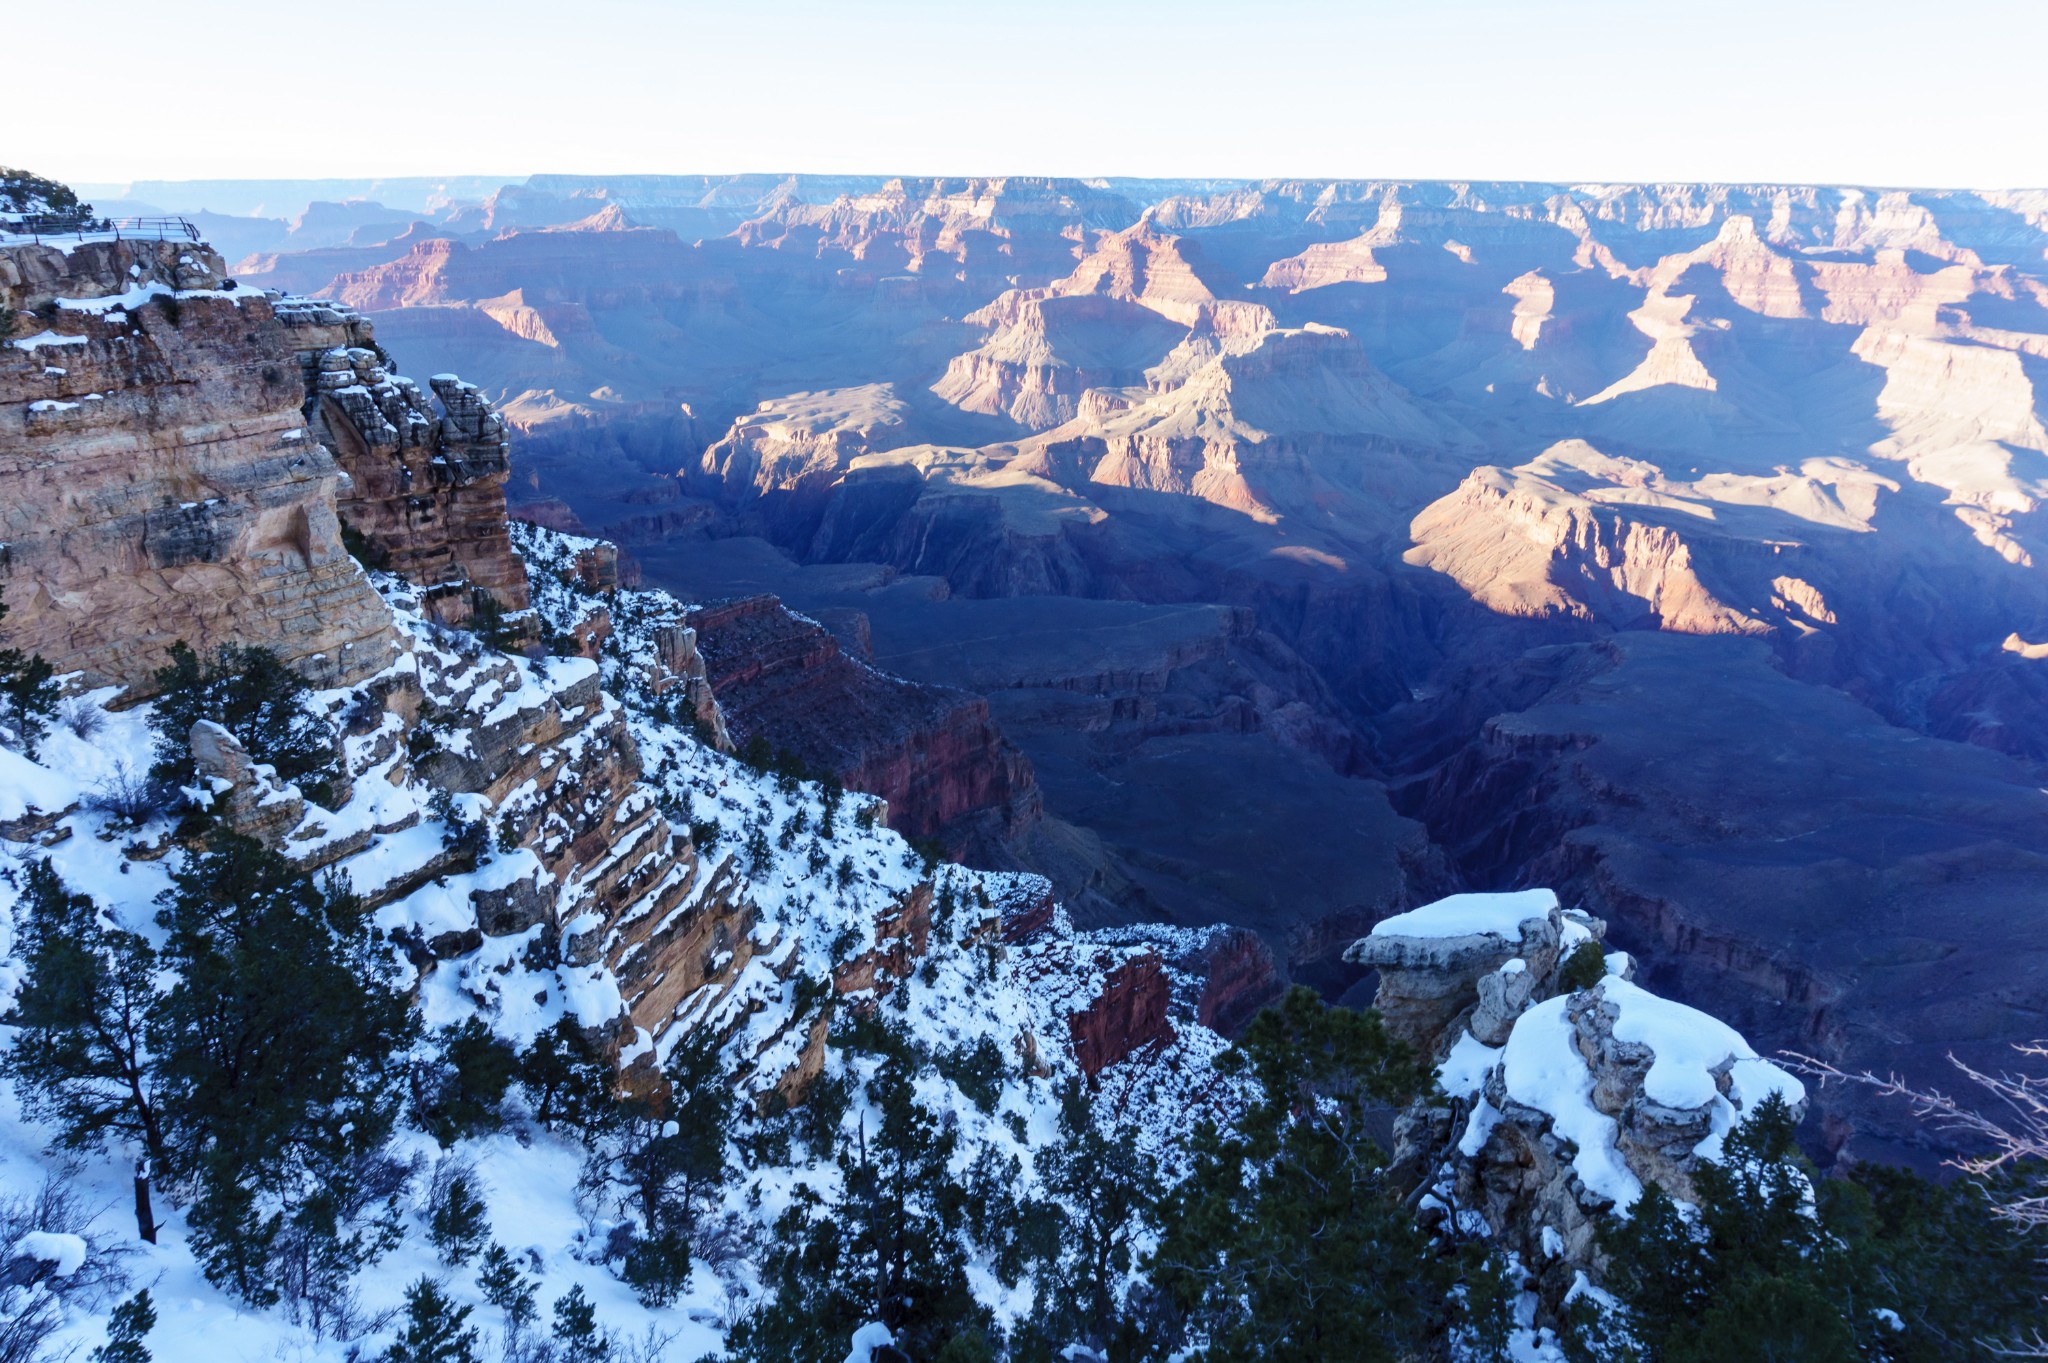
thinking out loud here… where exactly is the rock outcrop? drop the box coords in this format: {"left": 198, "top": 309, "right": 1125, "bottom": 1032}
{"left": 1066, "top": 951, "right": 1175, "bottom": 1077}
{"left": 0, "top": 239, "right": 398, "bottom": 688}
{"left": 1352, "top": 890, "right": 1806, "bottom": 1314}
{"left": 279, "top": 298, "right": 530, "bottom": 627}
{"left": 684, "top": 593, "right": 1040, "bottom": 849}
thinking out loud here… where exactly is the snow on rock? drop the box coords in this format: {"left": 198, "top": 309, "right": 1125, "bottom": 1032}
{"left": 5, "top": 330, "right": 90, "bottom": 352}
{"left": 12, "top": 1230, "right": 88, "bottom": 1276}
{"left": 1495, "top": 993, "right": 1644, "bottom": 1210}
{"left": 1371, "top": 888, "right": 1560, "bottom": 941}
{"left": 0, "top": 745, "right": 76, "bottom": 822}
{"left": 1360, "top": 889, "right": 1810, "bottom": 1313}
{"left": 844, "top": 1322, "right": 897, "bottom": 1363}
{"left": 1349, "top": 888, "right": 1584, "bottom": 1058}
{"left": 0, "top": 517, "right": 1246, "bottom": 1360}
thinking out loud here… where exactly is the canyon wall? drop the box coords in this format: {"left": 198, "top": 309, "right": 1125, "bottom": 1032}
{"left": 0, "top": 240, "right": 397, "bottom": 688}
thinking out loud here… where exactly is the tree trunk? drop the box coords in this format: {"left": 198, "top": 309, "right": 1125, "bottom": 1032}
{"left": 133, "top": 1161, "right": 158, "bottom": 1244}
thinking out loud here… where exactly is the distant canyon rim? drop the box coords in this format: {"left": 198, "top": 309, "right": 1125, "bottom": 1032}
{"left": 104, "top": 170, "right": 2048, "bottom": 1166}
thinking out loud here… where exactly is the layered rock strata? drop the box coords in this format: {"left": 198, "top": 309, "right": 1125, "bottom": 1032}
{"left": 278, "top": 298, "right": 529, "bottom": 627}
{"left": 1350, "top": 890, "right": 1806, "bottom": 1313}
{"left": 0, "top": 239, "right": 397, "bottom": 688}
{"left": 684, "top": 593, "right": 1040, "bottom": 848}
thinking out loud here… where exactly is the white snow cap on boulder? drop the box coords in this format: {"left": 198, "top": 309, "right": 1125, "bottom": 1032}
{"left": 1371, "top": 888, "right": 1559, "bottom": 940}
{"left": 844, "top": 1322, "right": 897, "bottom": 1363}
{"left": 11, "top": 1231, "right": 88, "bottom": 1277}
{"left": 1492, "top": 971, "right": 1808, "bottom": 1211}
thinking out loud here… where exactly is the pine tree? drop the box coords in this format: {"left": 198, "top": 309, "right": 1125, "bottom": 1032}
{"left": 88, "top": 1290, "right": 156, "bottom": 1363}
{"left": 383, "top": 1278, "right": 480, "bottom": 1363}
{"left": 1824, "top": 1161, "right": 2048, "bottom": 1361}
{"left": 416, "top": 1018, "right": 518, "bottom": 1146}
{"left": 150, "top": 832, "right": 418, "bottom": 1303}
{"left": 1149, "top": 986, "right": 1464, "bottom": 1363}
{"left": 517, "top": 1018, "right": 617, "bottom": 1136}
{"left": 1031, "top": 1078, "right": 1160, "bottom": 1356}
{"left": 478, "top": 1243, "right": 538, "bottom": 1330}
{"left": 1595, "top": 1094, "right": 1862, "bottom": 1363}
{"left": 0, "top": 588, "right": 58, "bottom": 759}
{"left": 428, "top": 1171, "right": 491, "bottom": 1266}
{"left": 551, "top": 1285, "right": 611, "bottom": 1363}
{"left": 733, "top": 1021, "right": 993, "bottom": 1361}
{"left": 0, "top": 860, "right": 170, "bottom": 1209}
{"left": 594, "top": 1034, "right": 732, "bottom": 1306}
{"left": 146, "top": 641, "right": 338, "bottom": 796}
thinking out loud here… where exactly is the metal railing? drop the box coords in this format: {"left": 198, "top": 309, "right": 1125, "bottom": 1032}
{"left": 2, "top": 214, "right": 201, "bottom": 244}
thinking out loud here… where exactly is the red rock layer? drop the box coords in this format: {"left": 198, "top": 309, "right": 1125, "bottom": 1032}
{"left": 684, "top": 594, "right": 1039, "bottom": 845}
{"left": 1067, "top": 953, "right": 1175, "bottom": 1078}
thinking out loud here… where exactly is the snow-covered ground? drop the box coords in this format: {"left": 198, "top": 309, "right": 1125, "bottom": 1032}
{"left": 0, "top": 526, "right": 1238, "bottom": 1360}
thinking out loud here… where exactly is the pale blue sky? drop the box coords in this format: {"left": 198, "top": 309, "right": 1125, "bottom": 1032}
{"left": 18, "top": 0, "right": 2047, "bottom": 188}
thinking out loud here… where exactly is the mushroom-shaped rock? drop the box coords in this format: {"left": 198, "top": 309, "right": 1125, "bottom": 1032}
{"left": 1345, "top": 889, "right": 1562, "bottom": 1057}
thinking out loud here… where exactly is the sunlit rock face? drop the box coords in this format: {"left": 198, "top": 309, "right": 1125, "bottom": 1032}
{"left": 0, "top": 239, "right": 399, "bottom": 688}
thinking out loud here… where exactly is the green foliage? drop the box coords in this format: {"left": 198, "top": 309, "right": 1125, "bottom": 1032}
{"left": 587, "top": 1035, "right": 733, "bottom": 1307}
{"left": 1558, "top": 940, "right": 1610, "bottom": 992}
{"left": 1594, "top": 1094, "right": 1862, "bottom": 1363}
{"left": 908, "top": 835, "right": 948, "bottom": 872}
{"left": 478, "top": 1242, "right": 538, "bottom": 1329}
{"left": 937, "top": 1035, "right": 1009, "bottom": 1116}
{"left": 1822, "top": 1160, "right": 2048, "bottom": 1361}
{"left": 735, "top": 733, "right": 835, "bottom": 789}
{"left": 551, "top": 1285, "right": 611, "bottom": 1363}
{"left": 88, "top": 1290, "right": 156, "bottom": 1363}
{"left": 383, "top": 1277, "right": 479, "bottom": 1363}
{"left": 518, "top": 1018, "right": 617, "bottom": 1137}
{"left": 1150, "top": 986, "right": 1468, "bottom": 1363}
{"left": 428, "top": 788, "right": 488, "bottom": 860}
{"left": 0, "top": 167, "right": 89, "bottom": 218}
{"left": 959, "top": 1144, "right": 1056, "bottom": 1293}
{"left": 415, "top": 1018, "right": 518, "bottom": 1146}
{"left": 0, "top": 860, "right": 169, "bottom": 1173}
{"left": 147, "top": 641, "right": 339, "bottom": 800}
{"left": 468, "top": 589, "right": 526, "bottom": 653}
{"left": 793, "top": 1067, "right": 852, "bottom": 1161}
{"left": 1022, "top": 1078, "right": 1161, "bottom": 1357}
{"left": 0, "top": 588, "right": 59, "bottom": 759}
{"left": 151, "top": 832, "right": 418, "bottom": 1304}
{"left": 732, "top": 1019, "right": 992, "bottom": 1362}
{"left": 427, "top": 1168, "right": 491, "bottom": 1266}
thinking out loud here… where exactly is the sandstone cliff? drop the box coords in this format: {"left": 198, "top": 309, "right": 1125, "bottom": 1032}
{"left": 0, "top": 239, "right": 397, "bottom": 688}
{"left": 279, "top": 297, "right": 531, "bottom": 626}
{"left": 684, "top": 593, "right": 1040, "bottom": 852}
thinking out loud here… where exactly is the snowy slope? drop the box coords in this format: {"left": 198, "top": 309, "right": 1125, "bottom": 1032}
{"left": 0, "top": 526, "right": 1240, "bottom": 1361}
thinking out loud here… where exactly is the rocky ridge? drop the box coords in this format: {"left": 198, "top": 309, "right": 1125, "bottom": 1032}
{"left": 1350, "top": 889, "right": 1806, "bottom": 1323}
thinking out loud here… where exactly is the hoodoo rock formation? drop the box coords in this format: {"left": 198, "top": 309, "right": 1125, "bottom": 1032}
{"left": 1353, "top": 890, "right": 1805, "bottom": 1312}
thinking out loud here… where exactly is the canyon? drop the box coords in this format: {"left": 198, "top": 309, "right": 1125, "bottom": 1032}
{"left": 56, "top": 173, "right": 2048, "bottom": 1166}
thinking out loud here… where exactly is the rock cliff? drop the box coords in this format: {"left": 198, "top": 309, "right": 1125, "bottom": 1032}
{"left": 268, "top": 298, "right": 529, "bottom": 631}
{"left": 1350, "top": 890, "right": 1806, "bottom": 1315}
{"left": 683, "top": 593, "right": 1040, "bottom": 851}
{"left": 0, "top": 238, "right": 397, "bottom": 688}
